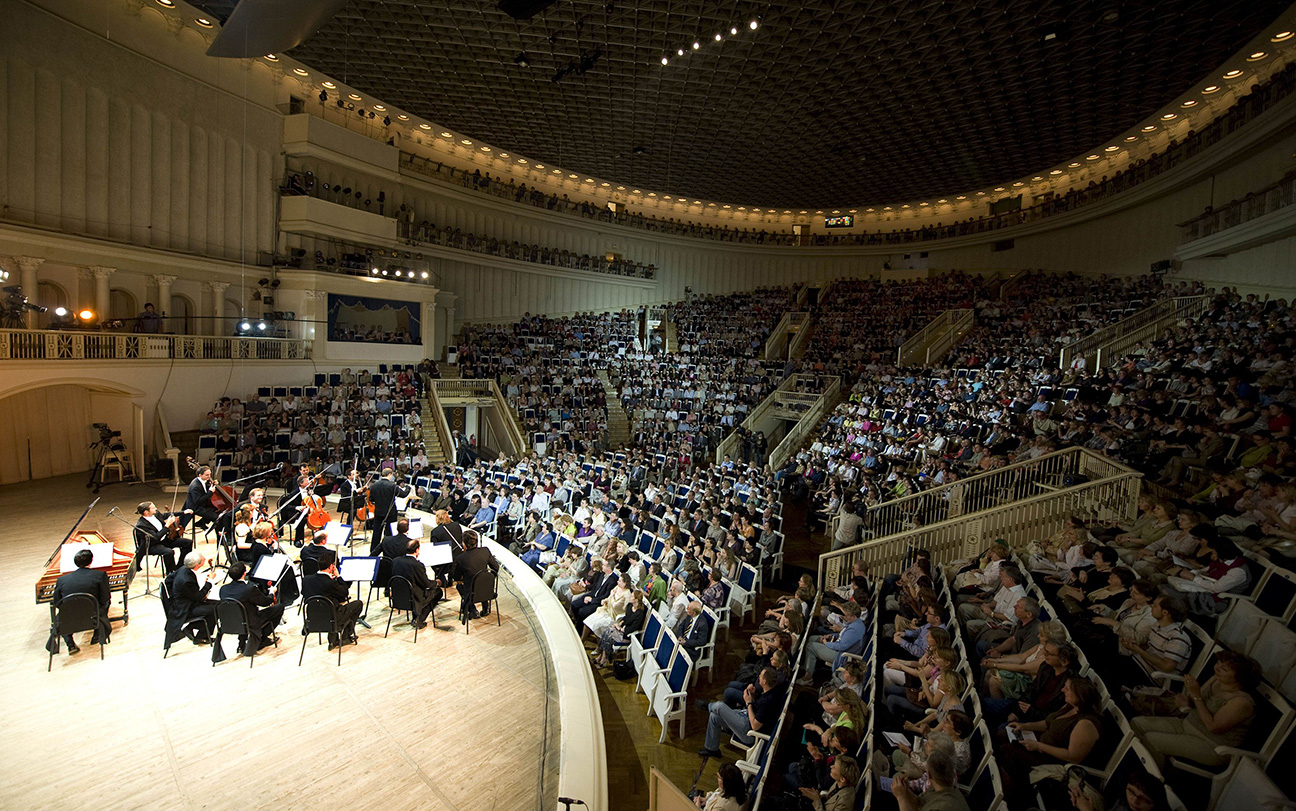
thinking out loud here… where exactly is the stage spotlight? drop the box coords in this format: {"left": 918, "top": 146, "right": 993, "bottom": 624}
{"left": 257, "top": 322, "right": 267, "bottom": 331}
{"left": 55, "top": 307, "right": 68, "bottom": 317}
{"left": 371, "top": 267, "right": 380, "bottom": 275}
{"left": 239, "top": 321, "right": 251, "bottom": 331}
{"left": 78, "top": 309, "right": 94, "bottom": 321}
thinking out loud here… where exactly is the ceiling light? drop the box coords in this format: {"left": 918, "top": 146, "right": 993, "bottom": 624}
{"left": 553, "top": 169, "right": 561, "bottom": 174}
{"left": 866, "top": 207, "right": 875, "bottom": 211}
{"left": 293, "top": 68, "right": 309, "bottom": 76}
{"left": 194, "top": 17, "right": 213, "bottom": 27}
{"left": 919, "top": 201, "right": 929, "bottom": 206}
{"left": 397, "top": 114, "right": 409, "bottom": 120}
{"left": 1202, "top": 85, "right": 1220, "bottom": 93}
{"left": 461, "top": 139, "right": 473, "bottom": 145}
{"left": 1049, "top": 169, "right": 1063, "bottom": 175}
{"left": 569, "top": 173, "right": 579, "bottom": 179}
{"left": 749, "top": 20, "right": 759, "bottom": 29}
{"left": 419, "top": 124, "right": 432, "bottom": 130}
{"left": 730, "top": 26, "right": 738, "bottom": 35}
{"left": 1086, "top": 154, "right": 1100, "bottom": 160}
{"left": 480, "top": 146, "right": 491, "bottom": 152}
{"left": 371, "top": 267, "right": 379, "bottom": 275}
{"left": 421, "top": 271, "right": 429, "bottom": 279}
{"left": 692, "top": 41, "right": 701, "bottom": 50}
{"left": 616, "top": 185, "right": 625, "bottom": 190}
{"left": 1247, "top": 52, "right": 1268, "bottom": 61}
{"left": 518, "top": 159, "right": 528, "bottom": 164}
{"left": 372, "top": 104, "right": 385, "bottom": 111}
{"left": 155, "top": 0, "right": 174, "bottom": 6}
{"left": 722, "top": 204, "right": 731, "bottom": 209}
{"left": 648, "top": 192, "right": 656, "bottom": 196}
{"left": 1272, "top": 32, "right": 1294, "bottom": 43}
{"left": 1104, "top": 145, "right": 1119, "bottom": 152}
{"left": 1030, "top": 177, "right": 1042, "bottom": 182}
{"left": 955, "top": 195, "right": 966, "bottom": 200}
{"left": 883, "top": 206, "right": 892, "bottom": 210}
{"left": 1068, "top": 162, "right": 1081, "bottom": 167}
{"left": 994, "top": 187, "right": 1005, "bottom": 191}
{"left": 753, "top": 208, "right": 762, "bottom": 212}
{"left": 1124, "top": 135, "right": 1138, "bottom": 141}
{"left": 264, "top": 54, "right": 279, "bottom": 62}
{"left": 664, "top": 195, "right": 672, "bottom": 199}
{"left": 380, "top": 269, "right": 388, "bottom": 276}
{"left": 661, "top": 57, "right": 669, "bottom": 65}
{"left": 632, "top": 189, "right": 640, "bottom": 194}
{"left": 849, "top": 209, "right": 857, "bottom": 213}
{"left": 1160, "top": 112, "right": 1177, "bottom": 120}
{"left": 1141, "top": 125, "right": 1157, "bottom": 132}
{"left": 715, "top": 33, "right": 723, "bottom": 41}
{"left": 738, "top": 206, "right": 745, "bottom": 211}
{"left": 514, "top": 51, "right": 531, "bottom": 68}
{"left": 1011, "top": 182, "right": 1023, "bottom": 187}
{"left": 1223, "top": 69, "right": 1244, "bottom": 78}
{"left": 677, "top": 48, "right": 685, "bottom": 56}
{"left": 535, "top": 164, "right": 545, "bottom": 169}
{"left": 901, "top": 204, "right": 910, "bottom": 209}
{"left": 1180, "top": 100, "right": 1198, "bottom": 108}
{"left": 602, "top": 182, "right": 610, "bottom": 187}
{"left": 348, "top": 93, "right": 361, "bottom": 100}
{"left": 694, "top": 200, "right": 701, "bottom": 204}
{"left": 499, "top": 152, "right": 509, "bottom": 157}
{"left": 322, "top": 81, "right": 336, "bottom": 89}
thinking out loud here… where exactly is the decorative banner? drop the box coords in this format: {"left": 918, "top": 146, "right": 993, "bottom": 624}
{"left": 327, "top": 294, "right": 421, "bottom": 344}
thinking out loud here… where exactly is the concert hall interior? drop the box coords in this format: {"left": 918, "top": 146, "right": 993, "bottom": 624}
{"left": 4, "top": 1, "right": 1296, "bottom": 810}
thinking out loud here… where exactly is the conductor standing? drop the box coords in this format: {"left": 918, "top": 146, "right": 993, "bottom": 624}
{"left": 368, "top": 467, "right": 399, "bottom": 556}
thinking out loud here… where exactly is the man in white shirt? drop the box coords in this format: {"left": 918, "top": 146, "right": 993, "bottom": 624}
{"left": 957, "top": 566, "right": 1027, "bottom": 637}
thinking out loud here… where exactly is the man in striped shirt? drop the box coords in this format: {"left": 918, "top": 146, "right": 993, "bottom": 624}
{"left": 1123, "top": 595, "right": 1192, "bottom": 677}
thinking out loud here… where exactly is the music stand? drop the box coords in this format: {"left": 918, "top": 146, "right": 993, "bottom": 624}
{"left": 250, "top": 553, "right": 292, "bottom": 597}
{"left": 339, "top": 556, "right": 380, "bottom": 629}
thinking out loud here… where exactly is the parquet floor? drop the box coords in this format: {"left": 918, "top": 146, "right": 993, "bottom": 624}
{"left": 0, "top": 474, "right": 559, "bottom": 811}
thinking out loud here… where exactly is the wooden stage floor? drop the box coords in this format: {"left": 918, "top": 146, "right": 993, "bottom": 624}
{"left": 0, "top": 474, "right": 560, "bottom": 811}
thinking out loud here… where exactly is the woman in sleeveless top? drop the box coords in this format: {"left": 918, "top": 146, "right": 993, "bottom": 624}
{"left": 999, "top": 676, "right": 1103, "bottom": 807}
{"left": 1131, "top": 650, "right": 1260, "bottom": 770}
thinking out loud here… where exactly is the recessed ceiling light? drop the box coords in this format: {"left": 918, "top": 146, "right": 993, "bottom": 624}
{"left": 1160, "top": 112, "right": 1177, "bottom": 120}
{"left": 553, "top": 169, "right": 562, "bottom": 174}
{"left": 901, "top": 204, "right": 910, "bottom": 209}
{"left": 1223, "top": 69, "right": 1244, "bottom": 78}
{"left": 738, "top": 206, "right": 746, "bottom": 210}
{"left": 677, "top": 49, "right": 685, "bottom": 56}
{"left": 322, "top": 81, "right": 336, "bottom": 89}
{"left": 1086, "top": 154, "right": 1100, "bottom": 160}
{"left": 692, "top": 41, "right": 701, "bottom": 50}
{"left": 730, "top": 26, "right": 738, "bottom": 35}
{"left": 883, "top": 206, "right": 893, "bottom": 210}
{"left": 749, "top": 20, "right": 759, "bottom": 29}
{"left": 1247, "top": 52, "right": 1268, "bottom": 61}
{"left": 975, "top": 191, "right": 986, "bottom": 196}
{"left": 1030, "top": 177, "right": 1042, "bottom": 181}
{"left": 664, "top": 195, "right": 672, "bottom": 199}
{"left": 264, "top": 54, "right": 279, "bottom": 61}
{"left": 954, "top": 196, "right": 965, "bottom": 200}
{"left": 569, "top": 173, "right": 578, "bottom": 179}
{"left": 518, "top": 159, "right": 528, "bottom": 164}
{"left": 617, "top": 185, "right": 625, "bottom": 190}
{"left": 602, "top": 182, "right": 611, "bottom": 187}
{"left": 715, "top": 33, "right": 723, "bottom": 41}
{"left": 1012, "top": 181, "right": 1024, "bottom": 187}
{"left": 461, "top": 139, "right": 473, "bottom": 145}
{"left": 536, "top": 164, "right": 545, "bottom": 169}
{"left": 1180, "top": 100, "right": 1197, "bottom": 108}
{"left": 648, "top": 192, "right": 656, "bottom": 196}
{"left": 348, "top": 93, "right": 362, "bottom": 100}
{"left": 1272, "top": 31, "right": 1294, "bottom": 43}
{"left": 195, "top": 17, "right": 213, "bottom": 27}
{"left": 499, "top": 152, "right": 509, "bottom": 157}
{"left": 661, "top": 57, "right": 669, "bottom": 65}
{"left": 1049, "top": 169, "right": 1063, "bottom": 175}
{"left": 632, "top": 189, "right": 640, "bottom": 194}
{"left": 480, "top": 146, "right": 492, "bottom": 152}
{"left": 710, "top": 203, "right": 717, "bottom": 207}
{"left": 584, "top": 178, "right": 595, "bottom": 183}
{"left": 753, "top": 208, "right": 762, "bottom": 212}
{"left": 994, "top": 187, "right": 1005, "bottom": 191}
{"left": 398, "top": 114, "right": 409, "bottom": 121}
{"left": 866, "top": 207, "right": 875, "bottom": 211}
{"left": 723, "top": 204, "right": 730, "bottom": 209}
{"left": 919, "top": 201, "right": 929, "bottom": 206}
{"left": 832, "top": 210, "right": 840, "bottom": 214}
{"left": 419, "top": 124, "right": 432, "bottom": 130}
{"left": 849, "top": 208, "right": 857, "bottom": 213}
{"left": 1202, "top": 85, "right": 1221, "bottom": 94}
{"left": 1068, "top": 162, "right": 1081, "bottom": 167}
{"left": 155, "top": 0, "right": 174, "bottom": 6}
{"left": 1104, "top": 145, "right": 1119, "bottom": 152}
{"left": 1141, "top": 125, "right": 1157, "bottom": 132}
{"left": 372, "top": 104, "right": 385, "bottom": 111}
{"left": 293, "top": 68, "right": 309, "bottom": 76}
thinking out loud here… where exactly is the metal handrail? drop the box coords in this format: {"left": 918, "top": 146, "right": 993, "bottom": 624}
{"left": 0, "top": 329, "right": 310, "bottom": 361}
{"left": 425, "top": 381, "right": 456, "bottom": 463}
{"left": 1058, "top": 295, "right": 1208, "bottom": 371}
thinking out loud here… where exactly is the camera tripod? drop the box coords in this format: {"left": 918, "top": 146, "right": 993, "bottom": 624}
{"left": 87, "top": 438, "right": 141, "bottom": 493}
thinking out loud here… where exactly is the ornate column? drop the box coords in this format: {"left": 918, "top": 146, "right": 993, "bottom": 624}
{"left": 89, "top": 266, "right": 115, "bottom": 321}
{"left": 303, "top": 289, "right": 329, "bottom": 358}
{"left": 204, "top": 281, "right": 229, "bottom": 335}
{"left": 13, "top": 256, "right": 45, "bottom": 328}
{"left": 152, "top": 274, "right": 176, "bottom": 321}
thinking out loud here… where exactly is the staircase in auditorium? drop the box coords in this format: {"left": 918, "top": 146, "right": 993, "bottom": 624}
{"left": 597, "top": 370, "right": 632, "bottom": 449}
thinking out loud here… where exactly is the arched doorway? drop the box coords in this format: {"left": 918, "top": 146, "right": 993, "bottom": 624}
{"left": 36, "top": 281, "right": 69, "bottom": 329}
{"left": 169, "top": 294, "right": 194, "bottom": 335}
{"left": 109, "top": 288, "right": 137, "bottom": 329}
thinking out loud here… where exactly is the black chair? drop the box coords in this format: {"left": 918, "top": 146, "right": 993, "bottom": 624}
{"left": 215, "top": 599, "right": 276, "bottom": 667}
{"left": 160, "top": 579, "right": 210, "bottom": 659}
{"left": 461, "top": 569, "right": 500, "bottom": 635}
{"left": 47, "top": 593, "right": 105, "bottom": 671}
{"left": 385, "top": 575, "right": 422, "bottom": 642}
{"left": 300, "top": 596, "right": 343, "bottom": 666}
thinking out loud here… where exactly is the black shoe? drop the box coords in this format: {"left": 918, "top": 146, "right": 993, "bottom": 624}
{"left": 697, "top": 748, "right": 722, "bottom": 758}
{"left": 480, "top": 605, "right": 491, "bottom": 617}
{"left": 67, "top": 642, "right": 81, "bottom": 655}
{"left": 193, "top": 636, "right": 212, "bottom": 646}
{"left": 694, "top": 699, "right": 710, "bottom": 711}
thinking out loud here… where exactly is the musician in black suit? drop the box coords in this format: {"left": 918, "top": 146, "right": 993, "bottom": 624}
{"left": 165, "top": 551, "right": 219, "bottom": 644}
{"left": 381, "top": 518, "right": 412, "bottom": 559}
{"left": 218, "top": 560, "right": 283, "bottom": 656}
{"left": 46, "top": 548, "right": 112, "bottom": 654}
{"left": 300, "top": 550, "right": 363, "bottom": 649}
{"left": 571, "top": 560, "right": 617, "bottom": 624}
{"left": 299, "top": 529, "right": 331, "bottom": 575}
{"left": 368, "top": 467, "right": 400, "bottom": 556}
{"left": 134, "top": 501, "right": 194, "bottom": 574}
{"left": 452, "top": 530, "right": 500, "bottom": 619}
{"left": 391, "top": 539, "right": 443, "bottom": 628}
{"left": 183, "top": 466, "right": 219, "bottom": 533}
{"left": 337, "top": 469, "right": 361, "bottom": 526}
{"left": 276, "top": 476, "right": 314, "bottom": 547}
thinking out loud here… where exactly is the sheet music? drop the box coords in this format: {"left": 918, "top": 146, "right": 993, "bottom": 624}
{"left": 59, "top": 542, "right": 115, "bottom": 572}
{"left": 420, "top": 543, "right": 454, "bottom": 568}
{"left": 393, "top": 518, "right": 424, "bottom": 539}
{"left": 251, "top": 553, "right": 290, "bottom": 582}
{"left": 339, "top": 556, "right": 380, "bottom": 583}
{"left": 324, "top": 521, "right": 353, "bottom": 546}
{"left": 395, "top": 494, "right": 410, "bottom": 512}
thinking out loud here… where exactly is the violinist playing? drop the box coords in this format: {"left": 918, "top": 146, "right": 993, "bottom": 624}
{"left": 240, "top": 520, "right": 300, "bottom": 607}
{"left": 183, "top": 465, "right": 220, "bottom": 536}
{"left": 278, "top": 475, "right": 315, "bottom": 547}
{"left": 134, "top": 501, "right": 194, "bottom": 574}
{"left": 338, "top": 468, "right": 361, "bottom": 526}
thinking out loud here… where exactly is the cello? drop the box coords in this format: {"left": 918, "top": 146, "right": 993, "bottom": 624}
{"left": 186, "top": 456, "right": 237, "bottom": 512}
{"left": 302, "top": 470, "right": 332, "bottom": 531}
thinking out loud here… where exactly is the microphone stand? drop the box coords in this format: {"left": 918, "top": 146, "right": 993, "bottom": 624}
{"left": 106, "top": 507, "right": 162, "bottom": 599}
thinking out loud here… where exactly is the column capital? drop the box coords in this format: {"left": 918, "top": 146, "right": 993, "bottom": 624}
{"left": 89, "top": 265, "right": 116, "bottom": 280}
{"left": 152, "top": 274, "right": 178, "bottom": 285}
{"left": 303, "top": 289, "right": 330, "bottom": 301}
{"left": 11, "top": 256, "right": 45, "bottom": 273}
{"left": 203, "top": 281, "right": 231, "bottom": 293}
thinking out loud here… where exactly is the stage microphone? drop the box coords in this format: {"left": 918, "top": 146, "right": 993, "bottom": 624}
{"left": 557, "top": 800, "right": 586, "bottom": 807}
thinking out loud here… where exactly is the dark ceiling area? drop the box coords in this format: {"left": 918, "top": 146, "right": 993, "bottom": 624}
{"left": 197, "top": 0, "right": 1289, "bottom": 208}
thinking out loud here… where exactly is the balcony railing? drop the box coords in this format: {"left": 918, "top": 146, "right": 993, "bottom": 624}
{"left": 1058, "top": 295, "right": 1209, "bottom": 371}
{"left": 0, "top": 329, "right": 310, "bottom": 361}
{"left": 1179, "top": 173, "right": 1296, "bottom": 243}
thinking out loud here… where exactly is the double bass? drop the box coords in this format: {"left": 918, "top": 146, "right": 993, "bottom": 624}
{"left": 186, "top": 456, "right": 236, "bottom": 512}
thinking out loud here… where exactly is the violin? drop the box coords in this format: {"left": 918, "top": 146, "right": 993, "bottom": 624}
{"left": 186, "top": 456, "right": 236, "bottom": 512}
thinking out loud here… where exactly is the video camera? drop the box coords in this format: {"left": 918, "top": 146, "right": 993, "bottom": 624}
{"left": 0, "top": 286, "right": 48, "bottom": 325}
{"left": 91, "top": 423, "right": 126, "bottom": 450}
